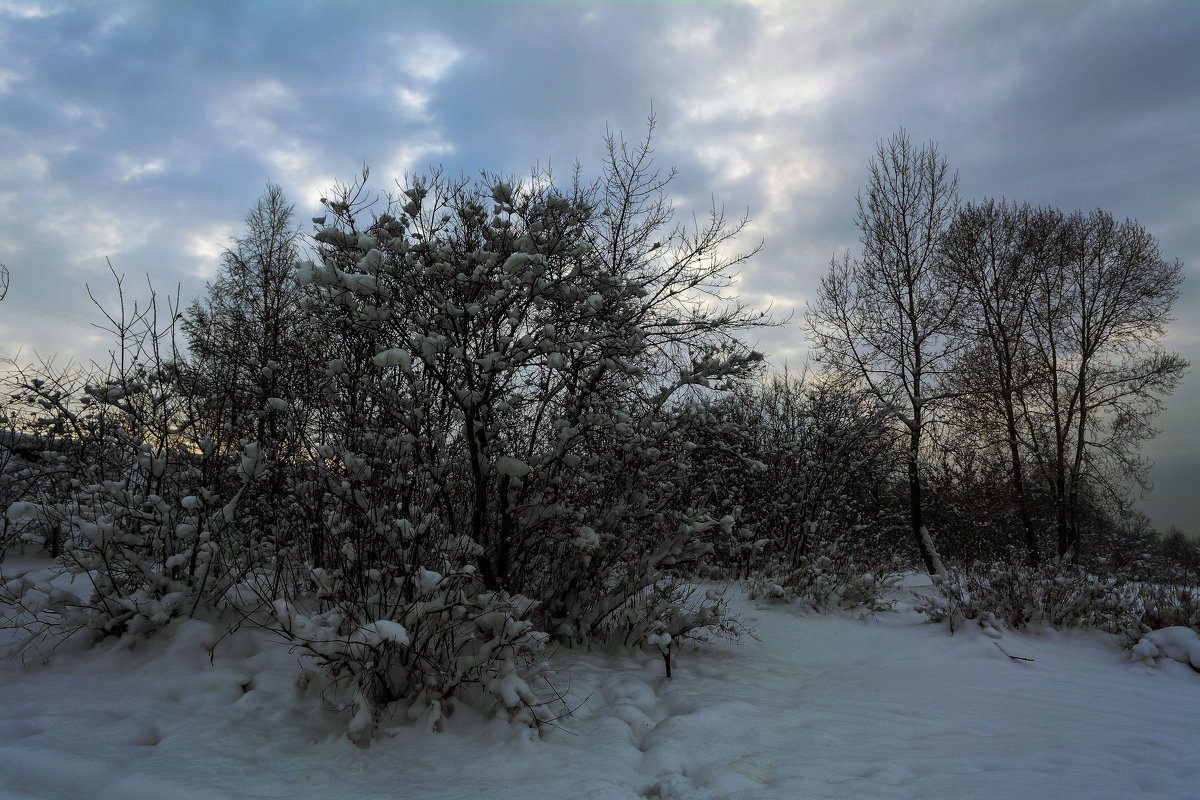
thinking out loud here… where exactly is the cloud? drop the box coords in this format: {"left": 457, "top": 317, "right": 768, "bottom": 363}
{"left": 0, "top": 0, "right": 1196, "bottom": 531}
{"left": 211, "top": 78, "right": 300, "bottom": 149}
{"left": 394, "top": 35, "right": 462, "bottom": 84}
{"left": 115, "top": 154, "right": 166, "bottom": 183}
{"left": 394, "top": 87, "right": 429, "bottom": 114}
{"left": 0, "top": 0, "right": 62, "bottom": 20}
{"left": 382, "top": 140, "right": 455, "bottom": 184}
{"left": 0, "top": 67, "right": 19, "bottom": 94}
{"left": 186, "top": 224, "right": 234, "bottom": 280}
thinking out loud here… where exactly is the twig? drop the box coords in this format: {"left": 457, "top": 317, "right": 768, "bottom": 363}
{"left": 994, "top": 641, "right": 1034, "bottom": 662}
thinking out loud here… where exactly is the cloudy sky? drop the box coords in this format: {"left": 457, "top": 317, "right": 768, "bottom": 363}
{"left": 1, "top": 0, "right": 1197, "bottom": 534}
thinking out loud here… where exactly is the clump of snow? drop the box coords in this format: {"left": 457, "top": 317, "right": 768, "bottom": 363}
{"left": 492, "top": 455, "right": 531, "bottom": 478}
{"left": 1132, "top": 626, "right": 1200, "bottom": 670}
{"left": 237, "top": 442, "right": 266, "bottom": 482}
{"left": 371, "top": 348, "right": 412, "bottom": 372}
{"left": 646, "top": 630, "right": 671, "bottom": 648}
{"left": 5, "top": 501, "right": 43, "bottom": 522}
{"left": 355, "top": 620, "right": 410, "bottom": 647}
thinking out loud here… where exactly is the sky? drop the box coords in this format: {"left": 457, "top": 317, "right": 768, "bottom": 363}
{"left": 0, "top": 0, "right": 1197, "bottom": 535}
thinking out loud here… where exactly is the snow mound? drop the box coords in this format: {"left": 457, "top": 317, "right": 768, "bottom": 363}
{"left": 1132, "top": 626, "right": 1200, "bottom": 670}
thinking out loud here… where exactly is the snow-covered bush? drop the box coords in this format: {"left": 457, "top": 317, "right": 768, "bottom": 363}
{"left": 715, "top": 372, "right": 899, "bottom": 574}
{"left": 0, "top": 438, "right": 70, "bottom": 558}
{"left": 1136, "top": 584, "right": 1200, "bottom": 633}
{"left": 685, "top": 370, "right": 905, "bottom": 611}
{"left": 1130, "top": 625, "right": 1200, "bottom": 671}
{"left": 3, "top": 123, "right": 768, "bottom": 739}
{"left": 252, "top": 122, "right": 766, "bottom": 735}
{"left": 917, "top": 560, "right": 1145, "bottom": 635}
{"left": 0, "top": 358, "right": 121, "bottom": 560}
{"left": 0, "top": 274, "right": 262, "bottom": 652}
{"left": 272, "top": 552, "right": 553, "bottom": 741}
{"left": 744, "top": 540, "right": 903, "bottom": 613}
{"left": 634, "top": 581, "right": 744, "bottom": 678}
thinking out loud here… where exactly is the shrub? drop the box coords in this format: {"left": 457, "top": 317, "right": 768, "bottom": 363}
{"left": 915, "top": 559, "right": 1200, "bottom": 642}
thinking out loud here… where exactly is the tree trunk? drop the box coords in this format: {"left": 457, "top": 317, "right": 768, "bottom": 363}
{"left": 908, "top": 431, "right": 945, "bottom": 578}
{"left": 1003, "top": 407, "right": 1039, "bottom": 566}
{"left": 1054, "top": 465, "right": 1070, "bottom": 559}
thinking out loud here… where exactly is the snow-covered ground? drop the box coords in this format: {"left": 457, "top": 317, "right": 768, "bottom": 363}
{"left": 1, "top": 565, "right": 1197, "bottom": 800}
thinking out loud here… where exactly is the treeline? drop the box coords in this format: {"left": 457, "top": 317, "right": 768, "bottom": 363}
{"left": 806, "top": 130, "right": 1188, "bottom": 575}
{"left": 0, "top": 125, "right": 1194, "bottom": 740}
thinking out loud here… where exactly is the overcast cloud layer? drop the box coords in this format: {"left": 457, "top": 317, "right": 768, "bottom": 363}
{"left": 1, "top": 0, "right": 1197, "bottom": 534}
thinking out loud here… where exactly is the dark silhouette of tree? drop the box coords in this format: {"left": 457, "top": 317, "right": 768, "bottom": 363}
{"left": 183, "top": 184, "right": 317, "bottom": 460}
{"left": 181, "top": 184, "right": 325, "bottom": 565}
{"left": 806, "top": 130, "right": 960, "bottom": 577}
{"left": 1017, "top": 209, "right": 1187, "bottom": 559}
{"left": 941, "top": 200, "right": 1059, "bottom": 565}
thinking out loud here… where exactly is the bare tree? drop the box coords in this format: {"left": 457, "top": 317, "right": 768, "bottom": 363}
{"left": 941, "top": 201, "right": 1059, "bottom": 565}
{"left": 182, "top": 184, "right": 316, "bottom": 459}
{"left": 806, "top": 130, "right": 960, "bottom": 577}
{"left": 181, "top": 184, "right": 327, "bottom": 569}
{"left": 1018, "top": 210, "right": 1187, "bottom": 559}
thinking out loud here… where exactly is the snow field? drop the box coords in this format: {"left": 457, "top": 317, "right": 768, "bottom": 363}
{"left": 1, "top": 574, "right": 1197, "bottom": 799}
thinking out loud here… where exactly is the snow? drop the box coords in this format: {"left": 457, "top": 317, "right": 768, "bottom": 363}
{"left": 493, "top": 455, "right": 531, "bottom": 478}
{"left": 1132, "top": 625, "right": 1200, "bottom": 670}
{"left": 4, "top": 501, "right": 42, "bottom": 522}
{"left": 371, "top": 348, "right": 412, "bottom": 372}
{"left": 356, "top": 619, "right": 411, "bottom": 647}
{"left": 1, "top": 562, "right": 1197, "bottom": 799}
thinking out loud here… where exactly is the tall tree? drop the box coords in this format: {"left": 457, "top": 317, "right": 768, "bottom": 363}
{"left": 181, "top": 184, "right": 324, "bottom": 566}
{"left": 1018, "top": 209, "right": 1187, "bottom": 559}
{"left": 806, "top": 130, "right": 960, "bottom": 577}
{"left": 182, "top": 183, "right": 317, "bottom": 461}
{"left": 941, "top": 201, "right": 1059, "bottom": 565}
